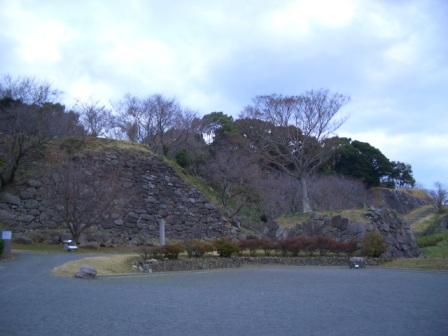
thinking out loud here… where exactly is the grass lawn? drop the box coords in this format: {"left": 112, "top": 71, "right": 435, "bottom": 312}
{"left": 52, "top": 254, "right": 140, "bottom": 277}
{"left": 13, "top": 243, "right": 64, "bottom": 253}
{"left": 420, "top": 239, "right": 448, "bottom": 258}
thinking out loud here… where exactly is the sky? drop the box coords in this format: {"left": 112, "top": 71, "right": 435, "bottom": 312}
{"left": 0, "top": 0, "right": 447, "bottom": 188}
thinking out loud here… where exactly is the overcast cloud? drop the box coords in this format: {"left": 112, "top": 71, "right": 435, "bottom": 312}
{"left": 0, "top": 0, "right": 447, "bottom": 187}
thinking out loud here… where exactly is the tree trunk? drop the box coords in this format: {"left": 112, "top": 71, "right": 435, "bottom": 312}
{"left": 301, "top": 176, "right": 312, "bottom": 213}
{"left": 69, "top": 225, "right": 81, "bottom": 245}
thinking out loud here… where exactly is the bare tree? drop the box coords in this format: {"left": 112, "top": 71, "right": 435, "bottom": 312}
{"left": 308, "top": 175, "right": 368, "bottom": 211}
{"left": 250, "top": 172, "right": 301, "bottom": 218}
{"left": 240, "top": 89, "right": 349, "bottom": 213}
{"left": 47, "top": 157, "right": 118, "bottom": 244}
{"left": 115, "top": 94, "right": 142, "bottom": 142}
{"left": 116, "top": 94, "right": 191, "bottom": 155}
{"left": 163, "top": 108, "right": 199, "bottom": 156}
{"left": 0, "top": 81, "right": 83, "bottom": 190}
{"left": 431, "top": 182, "right": 447, "bottom": 213}
{"left": 77, "top": 100, "right": 113, "bottom": 137}
{"left": 0, "top": 74, "right": 60, "bottom": 105}
{"left": 202, "top": 148, "right": 260, "bottom": 218}
{"left": 148, "top": 94, "right": 181, "bottom": 155}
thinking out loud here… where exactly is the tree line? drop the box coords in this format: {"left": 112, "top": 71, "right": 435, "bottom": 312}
{"left": 0, "top": 74, "right": 420, "bottom": 228}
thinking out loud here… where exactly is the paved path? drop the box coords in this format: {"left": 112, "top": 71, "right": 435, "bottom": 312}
{"left": 1, "top": 252, "right": 448, "bottom": 336}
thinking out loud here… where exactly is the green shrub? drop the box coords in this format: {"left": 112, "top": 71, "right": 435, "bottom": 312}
{"left": 214, "top": 238, "right": 240, "bottom": 258}
{"left": 417, "top": 233, "right": 448, "bottom": 248}
{"left": 0, "top": 239, "right": 3, "bottom": 255}
{"left": 175, "top": 150, "right": 191, "bottom": 168}
{"left": 162, "top": 243, "right": 185, "bottom": 260}
{"left": 185, "top": 240, "right": 214, "bottom": 258}
{"left": 362, "top": 231, "right": 387, "bottom": 257}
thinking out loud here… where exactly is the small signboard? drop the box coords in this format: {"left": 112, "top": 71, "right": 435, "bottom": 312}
{"left": 2, "top": 231, "right": 12, "bottom": 240}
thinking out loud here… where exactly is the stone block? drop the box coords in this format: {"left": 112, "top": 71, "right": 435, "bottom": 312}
{"left": 24, "top": 199, "right": 39, "bottom": 209}
{"left": 0, "top": 192, "right": 21, "bottom": 206}
{"left": 74, "top": 265, "right": 97, "bottom": 279}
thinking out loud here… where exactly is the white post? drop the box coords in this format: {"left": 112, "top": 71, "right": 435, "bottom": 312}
{"left": 159, "top": 219, "right": 166, "bottom": 246}
{"left": 2, "top": 231, "right": 12, "bottom": 258}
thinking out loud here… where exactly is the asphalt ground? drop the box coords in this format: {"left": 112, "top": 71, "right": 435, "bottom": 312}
{"left": 1, "top": 252, "right": 447, "bottom": 336}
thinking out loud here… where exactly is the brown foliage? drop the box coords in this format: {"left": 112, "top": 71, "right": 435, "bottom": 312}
{"left": 185, "top": 240, "right": 214, "bottom": 258}
{"left": 162, "top": 243, "right": 185, "bottom": 260}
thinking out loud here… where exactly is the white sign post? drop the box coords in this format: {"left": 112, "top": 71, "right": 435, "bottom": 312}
{"left": 1, "top": 231, "right": 12, "bottom": 257}
{"left": 159, "top": 219, "right": 166, "bottom": 246}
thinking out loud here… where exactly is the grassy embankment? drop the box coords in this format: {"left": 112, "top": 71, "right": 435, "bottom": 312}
{"left": 52, "top": 254, "right": 140, "bottom": 276}
{"left": 383, "top": 258, "right": 448, "bottom": 270}
{"left": 384, "top": 205, "right": 448, "bottom": 270}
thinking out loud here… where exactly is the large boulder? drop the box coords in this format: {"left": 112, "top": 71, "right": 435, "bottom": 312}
{"left": 74, "top": 265, "right": 97, "bottom": 279}
{"left": 364, "top": 208, "right": 420, "bottom": 257}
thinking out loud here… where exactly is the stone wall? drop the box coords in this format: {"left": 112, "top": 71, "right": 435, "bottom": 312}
{"left": 136, "top": 256, "right": 392, "bottom": 273}
{"left": 0, "top": 139, "right": 234, "bottom": 245}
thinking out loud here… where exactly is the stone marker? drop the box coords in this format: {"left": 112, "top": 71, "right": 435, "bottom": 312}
{"left": 74, "top": 265, "right": 97, "bottom": 279}
{"left": 349, "top": 257, "right": 366, "bottom": 269}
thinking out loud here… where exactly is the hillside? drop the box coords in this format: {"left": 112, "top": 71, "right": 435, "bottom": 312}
{"left": 408, "top": 204, "right": 448, "bottom": 258}
{"left": 0, "top": 135, "right": 436, "bottom": 259}
{"left": 273, "top": 188, "right": 432, "bottom": 257}
{"left": 0, "top": 137, "right": 234, "bottom": 246}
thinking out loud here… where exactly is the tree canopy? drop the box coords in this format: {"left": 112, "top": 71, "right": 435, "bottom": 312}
{"left": 328, "top": 138, "right": 415, "bottom": 188}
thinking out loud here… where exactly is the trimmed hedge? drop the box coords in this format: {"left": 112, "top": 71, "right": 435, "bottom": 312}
{"left": 138, "top": 236, "right": 358, "bottom": 261}
{"left": 239, "top": 236, "right": 357, "bottom": 257}
{"left": 162, "top": 243, "right": 185, "bottom": 260}
{"left": 0, "top": 239, "right": 3, "bottom": 255}
{"left": 138, "top": 243, "right": 185, "bottom": 261}
{"left": 185, "top": 240, "right": 214, "bottom": 258}
{"left": 214, "top": 238, "right": 240, "bottom": 258}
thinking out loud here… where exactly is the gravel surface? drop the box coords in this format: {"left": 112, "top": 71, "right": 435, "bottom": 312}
{"left": 1, "top": 252, "right": 447, "bottom": 336}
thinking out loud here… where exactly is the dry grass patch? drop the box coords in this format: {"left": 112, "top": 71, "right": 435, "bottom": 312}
{"left": 276, "top": 213, "right": 312, "bottom": 229}
{"left": 383, "top": 258, "right": 448, "bottom": 271}
{"left": 52, "top": 254, "right": 140, "bottom": 277}
{"left": 398, "top": 188, "right": 432, "bottom": 202}
{"left": 412, "top": 212, "right": 444, "bottom": 236}
{"left": 84, "top": 138, "right": 151, "bottom": 154}
{"left": 339, "top": 209, "right": 368, "bottom": 223}
{"left": 405, "top": 205, "right": 435, "bottom": 226}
